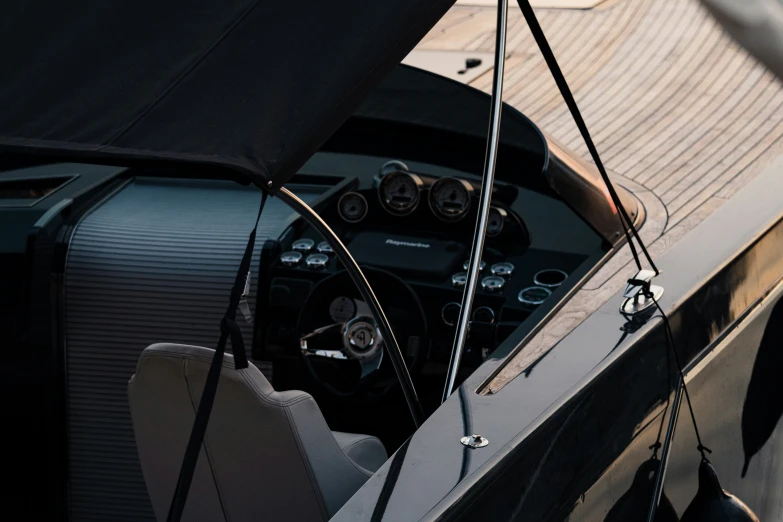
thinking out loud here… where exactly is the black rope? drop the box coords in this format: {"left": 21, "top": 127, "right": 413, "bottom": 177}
{"left": 515, "top": 0, "right": 707, "bottom": 461}
{"left": 653, "top": 298, "right": 712, "bottom": 460}
{"left": 649, "top": 328, "right": 672, "bottom": 459}
{"left": 167, "top": 191, "right": 269, "bottom": 522}
{"left": 516, "top": 0, "right": 658, "bottom": 275}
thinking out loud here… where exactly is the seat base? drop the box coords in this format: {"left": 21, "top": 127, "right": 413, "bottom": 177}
{"left": 332, "top": 432, "right": 388, "bottom": 473}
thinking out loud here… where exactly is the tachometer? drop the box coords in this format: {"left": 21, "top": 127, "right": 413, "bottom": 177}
{"left": 428, "top": 177, "right": 473, "bottom": 222}
{"left": 378, "top": 171, "right": 423, "bottom": 216}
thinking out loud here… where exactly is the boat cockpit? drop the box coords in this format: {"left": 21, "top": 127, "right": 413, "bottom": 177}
{"left": 1, "top": 61, "right": 637, "bottom": 520}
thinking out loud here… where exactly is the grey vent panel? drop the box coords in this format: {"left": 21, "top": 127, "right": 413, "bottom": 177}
{"left": 64, "top": 178, "right": 322, "bottom": 521}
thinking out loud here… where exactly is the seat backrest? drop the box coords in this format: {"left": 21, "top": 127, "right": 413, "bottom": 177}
{"left": 128, "top": 343, "right": 373, "bottom": 522}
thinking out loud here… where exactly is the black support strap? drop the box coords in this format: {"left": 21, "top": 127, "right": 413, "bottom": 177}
{"left": 167, "top": 191, "right": 269, "bottom": 522}
{"left": 516, "top": 0, "right": 658, "bottom": 275}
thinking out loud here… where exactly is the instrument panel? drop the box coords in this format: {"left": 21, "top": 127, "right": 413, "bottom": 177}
{"left": 343, "top": 160, "right": 500, "bottom": 226}
{"left": 257, "top": 157, "right": 597, "bottom": 376}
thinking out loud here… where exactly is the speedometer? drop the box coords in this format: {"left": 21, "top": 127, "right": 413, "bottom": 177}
{"left": 428, "top": 177, "right": 473, "bottom": 222}
{"left": 378, "top": 171, "right": 423, "bottom": 216}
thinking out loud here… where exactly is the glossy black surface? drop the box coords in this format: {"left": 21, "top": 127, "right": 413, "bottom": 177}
{"left": 331, "top": 153, "right": 783, "bottom": 521}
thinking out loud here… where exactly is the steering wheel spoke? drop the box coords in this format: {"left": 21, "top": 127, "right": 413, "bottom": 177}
{"left": 359, "top": 349, "right": 383, "bottom": 378}
{"left": 300, "top": 322, "right": 345, "bottom": 357}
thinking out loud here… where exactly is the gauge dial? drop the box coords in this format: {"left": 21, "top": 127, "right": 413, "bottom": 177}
{"left": 490, "top": 261, "right": 514, "bottom": 278}
{"left": 429, "top": 177, "right": 473, "bottom": 222}
{"left": 280, "top": 251, "right": 303, "bottom": 267}
{"left": 305, "top": 253, "right": 329, "bottom": 270}
{"left": 487, "top": 206, "right": 507, "bottom": 237}
{"left": 329, "top": 296, "right": 356, "bottom": 323}
{"left": 452, "top": 272, "right": 468, "bottom": 288}
{"left": 292, "top": 238, "right": 314, "bottom": 252}
{"left": 378, "top": 172, "right": 423, "bottom": 216}
{"left": 481, "top": 275, "right": 505, "bottom": 292}
{"left": 338, "top": 192, "right": 368, "bottom": 223}
{"left": 518, "top": 286, "right": 551, "bottom": 306}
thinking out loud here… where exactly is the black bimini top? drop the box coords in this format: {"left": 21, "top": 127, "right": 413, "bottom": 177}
{"left": 0, "top": 0, "right": 455, "bottom": 187}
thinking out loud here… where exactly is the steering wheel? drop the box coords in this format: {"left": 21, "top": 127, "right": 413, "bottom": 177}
{"left": 297, "top": 267, "right": 427, "bottom": 398}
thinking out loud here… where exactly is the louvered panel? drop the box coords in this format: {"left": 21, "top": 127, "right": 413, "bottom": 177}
{"left": 64, "top": 178, "right": 321, "bottom": 521}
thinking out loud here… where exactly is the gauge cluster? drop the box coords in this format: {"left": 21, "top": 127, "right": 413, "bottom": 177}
{"left": 258, "top": 157, "right": 592, "bottom": 383}
{"left": 335, "top": 160, "right": 527, "bottom": 249}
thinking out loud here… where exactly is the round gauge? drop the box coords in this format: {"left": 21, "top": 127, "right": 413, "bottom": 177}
{"left": 463, "top": 259, "right": 486, "bottom": 271}
{"left": 490, "top": 261, "right": 515, "bottom": 278}
{"left": 441, "top": 302, "right": 462, "bottom": 326}
{"left": 472, "top": 306, "right": 495, "bottom": 324}
{"left": 452, "top": 272, "right": 468, "bottom": 288}
{"left": 487, "top": 207, "right": 507, "bottom": 237}
{"left": 429, "top": 177, "right": 474, "bottom": 222}
{"left": 329, "top": 296, "right": 356, "bottom": 323}
{"left": 481, "top": 275, "right": 505, "bottom": 292}
{"left": 316, "top": 241, "right": 333, "bottom": 254}
{"left": 305, "top": 253, "right": 329, "bottom": 270}
{"left": 380, "top": 159, "right": 409, "bottom": 177}
{"left": 378, "top": 172, "right": 423, "bottom": 216}
{"left": 292, "top": 238, "right": 315, "bottom": 252}
{"left": 518, "top": 286, "right": 552, "bottom": 306}
{"left": 280, "top": 251, "right": 303, "bottom": 267}
{"left": 338, "top": 192, "right": 368, "bottom": 223}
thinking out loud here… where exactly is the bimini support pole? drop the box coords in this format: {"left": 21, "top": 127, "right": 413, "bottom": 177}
{"left": 276, "top": 186, "right": 425, "bottom": 427}
{"left": 442, "top": 0, "right": 508, "bottom": 403}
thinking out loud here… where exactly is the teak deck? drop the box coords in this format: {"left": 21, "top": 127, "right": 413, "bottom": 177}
{"left": 413, "top": 0, "right": 783, "bottom": 391}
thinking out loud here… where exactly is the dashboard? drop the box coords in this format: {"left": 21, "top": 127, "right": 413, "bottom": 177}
{"left": 254, "top": 153, "right": 604, "bottom": 421}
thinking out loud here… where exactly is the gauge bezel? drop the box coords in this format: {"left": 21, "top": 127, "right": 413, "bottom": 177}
{"left": 486, "top": 206, "right": 507, "bottom": 237}
{"left": 533, "top": 268, "right": 568, "bottom": 288}
{"left": 472, "top": 306, "right": 496, "bottom": 324}
{"left": 441, "top": 302, "right": 462, "bottom": 327}
{"left": 428, "top": 177, "right": 474, "bottom": 222}
{"left": 280, "top": 250, "right": 303, "bottom": 267}
{"left": 337, "top": 191, "right": 369, "bottom": 223}
{"left": 518, "top": 286, "right": 552, "bottom": 306}
{"left": 481, "top": 275, "right": 505, "bottom": 292}
{"left": 378, "top": 171, "right": 423, "bottom": 216}
{"left": 380, "top": 159, "right": 409, "bottom": 176}
{"left": 305, "top": 253, "right": 329, "bottom": 270}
